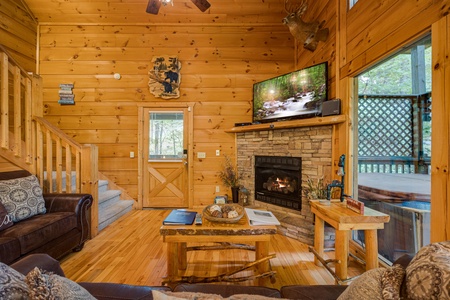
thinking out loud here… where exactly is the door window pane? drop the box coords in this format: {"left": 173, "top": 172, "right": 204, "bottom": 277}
{"left": 149, "top": 112, "right": 184, "bottom": 160}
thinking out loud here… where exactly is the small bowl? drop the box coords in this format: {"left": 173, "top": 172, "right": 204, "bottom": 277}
{"left": 203, "top": 203, "right": 244, "bottom": 223}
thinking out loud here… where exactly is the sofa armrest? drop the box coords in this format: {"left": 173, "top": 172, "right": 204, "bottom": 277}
{"left": 10, "top": 253, "right": 65, "bottom": 277}
{"left": 44, "top": 193, "right": 93, "bottom": 214}
{"left": 79, "top": 282, "right": 171, "bottom": 300}
{"left": 44, "top": 193, "right": 93, "bottom": 242}
{"left": 392, "top": 254, "right": 414, "bottom": 268}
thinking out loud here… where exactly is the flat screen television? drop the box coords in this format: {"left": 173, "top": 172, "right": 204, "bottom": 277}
{"left": 252, "top": 62, "right": 328, "bottom": 123}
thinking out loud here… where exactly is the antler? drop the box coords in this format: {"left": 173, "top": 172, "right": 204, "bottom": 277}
{"left": 284, "top": 0, "right": 307, "bottom": 15}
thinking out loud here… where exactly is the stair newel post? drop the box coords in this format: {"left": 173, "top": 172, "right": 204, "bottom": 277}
{"left": 81, "top": 144, "right": 99, "bottom": 238}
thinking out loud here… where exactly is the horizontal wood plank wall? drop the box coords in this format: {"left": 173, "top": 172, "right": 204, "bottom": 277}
{"left": 342, "top": 0, "right": 449, "bottom": 77}
{"left": 0, "top": 0, "right": 37, "bottom": 171}
{"left": 36, "top": 0, "right": 295, "bottom": 206}
{"left": 0, "top": 0, "right": 37, "bottom": 73}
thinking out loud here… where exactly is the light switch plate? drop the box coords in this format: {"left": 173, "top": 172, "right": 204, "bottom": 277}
{"left": 197, "top": 152, "right": 206, "bottom": 159}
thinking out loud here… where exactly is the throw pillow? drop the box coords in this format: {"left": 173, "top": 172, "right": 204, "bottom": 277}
{"left": 152, "top": 290, "right": 286, "bottom": 300}
{"left": 25, "top": 267, "right": 96, "bottom": 300}
{"left": 0, "top": 262, "right": 29, "bottom": 299}
{"left": 381, "top": 264, "right": 405, "bottom": 300}
{"left": 0, "top": 202, "right": 13, "bottom": 231}
{"left": 405, "top": 241, "right": 450, "bottom": 300}
{"left": 0, "top": 175, "right": 46, "bottom": 222}
{"left": 337, "top": 268, "right": 385, "bottom": 300}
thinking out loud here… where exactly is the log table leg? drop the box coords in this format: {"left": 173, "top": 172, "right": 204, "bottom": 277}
{"left": 334, "top": 229, "right": 349, "bottom": 283}
{"left": 255, "top": 241, "right": 270, "bottom": 285}
{"left": 167, "top": 242, "right": 178, "bottom": 280}
{"left": 313, "top": 216, "right": 325, "bottom": 266}
{"left": 178, "top": 242, "right": 187, "bottom": 270}
{"left": 364, "top": 229, "right": 379, "bottom": 270}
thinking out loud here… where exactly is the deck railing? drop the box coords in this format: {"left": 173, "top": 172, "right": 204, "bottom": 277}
{"left": 0, "top": 46, "right": 99, "bottom": 237}
{"left": 358, "top": 93, "right": 431, "bottom": 174}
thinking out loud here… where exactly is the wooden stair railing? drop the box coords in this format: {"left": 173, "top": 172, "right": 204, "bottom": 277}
{"left": 0, "top": 45, "right": 99, "bottom": 237}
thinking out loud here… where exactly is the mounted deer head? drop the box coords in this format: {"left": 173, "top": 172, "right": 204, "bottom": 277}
{"left": 282, "top": 0, "right": 329, "bottom": 52}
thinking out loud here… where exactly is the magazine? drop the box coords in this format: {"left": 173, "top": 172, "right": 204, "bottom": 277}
{"left": 163, "top": 209, "right": 197, "bottom": 225}
{"left": 245, "top": 208, "right": 280, "bottom": 226}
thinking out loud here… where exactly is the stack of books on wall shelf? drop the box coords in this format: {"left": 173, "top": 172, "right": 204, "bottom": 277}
{"left": 58, "top": 83, "right": 75, "bottom": 105}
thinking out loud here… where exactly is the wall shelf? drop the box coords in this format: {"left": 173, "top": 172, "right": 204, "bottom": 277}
{"left": 225, "top": 115, "right": 347, "bottom": 133}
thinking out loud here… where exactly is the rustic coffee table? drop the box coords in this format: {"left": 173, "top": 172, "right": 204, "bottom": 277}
{"left": 160, "top": 209, "right": 277, "bottom": 285}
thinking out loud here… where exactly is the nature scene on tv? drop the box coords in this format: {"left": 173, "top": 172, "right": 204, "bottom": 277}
{"left": 253, "top": 63, "right": 327, "bottom": 122}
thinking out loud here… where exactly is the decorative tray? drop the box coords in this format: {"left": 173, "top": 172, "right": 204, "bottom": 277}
{"left": 203, "top": 203, "right": 244, "bottom": 224}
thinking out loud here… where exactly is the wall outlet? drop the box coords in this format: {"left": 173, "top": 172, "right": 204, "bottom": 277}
{"left": 197, "top": 152, "right": 206, "bottom": 159}
{"left": 216, "top": 150, "right": 220, "bottom": 156}
{"left": 215, "top": 186, "right": 220, "bottom": 193}
{"left": 130, "top": 151, "right": 135, "bottom": 158}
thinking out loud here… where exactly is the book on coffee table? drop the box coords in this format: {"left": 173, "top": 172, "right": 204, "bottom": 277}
{"left": 245, "top": 208, "right": 280, "bottom": 226}
{"left": 163, "top": 210, "right": 197, "bottom": 225}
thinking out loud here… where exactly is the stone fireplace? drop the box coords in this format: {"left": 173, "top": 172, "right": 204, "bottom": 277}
{"left": 236, "top": 126, "right": 333, "bottom": 245}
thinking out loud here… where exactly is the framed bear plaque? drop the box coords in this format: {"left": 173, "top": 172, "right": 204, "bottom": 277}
{"left": 148, "top": 56, "right": 181, "bottom": 99}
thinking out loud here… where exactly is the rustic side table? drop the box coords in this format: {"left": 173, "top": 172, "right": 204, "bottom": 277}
{"left": 309, "top": 200, "right": 390, "bottom": 284}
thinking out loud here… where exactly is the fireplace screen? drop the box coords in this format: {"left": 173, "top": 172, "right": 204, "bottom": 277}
{"left": 254, "top": 156, "right": 302, "bottom": 210}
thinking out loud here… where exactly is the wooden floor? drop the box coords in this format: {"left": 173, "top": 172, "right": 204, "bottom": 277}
{"left": 60, "top": 210, "right": 364, "bottom": 289}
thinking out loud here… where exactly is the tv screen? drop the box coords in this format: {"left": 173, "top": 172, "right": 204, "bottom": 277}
{"left": 252, "top": 62, "right": 328, "bottom": 123}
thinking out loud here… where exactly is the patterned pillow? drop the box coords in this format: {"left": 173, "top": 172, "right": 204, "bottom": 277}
{"left": 405, "top": 241, "right": 450, "bottom": 300}
{"left": 25, "top": 267, "right": 96, "bottom": 299}
{"left": 0, "top": 202, "right": 13, "bottom": 231}
{"left": 381, "top": 264, "right": 405, "bottom": 300}
{"left": 0, "top": 175, "right": 46, "bottom": 222}
{"left": 0, "top": 262, "right": 29, "bottom": 299}
{"left": 337, "top": 268, "right": 385, "bottom": 300}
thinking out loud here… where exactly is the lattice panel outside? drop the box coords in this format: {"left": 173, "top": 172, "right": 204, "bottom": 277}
{"left": 358, "top": 96, "right": 413, "bottom": 157}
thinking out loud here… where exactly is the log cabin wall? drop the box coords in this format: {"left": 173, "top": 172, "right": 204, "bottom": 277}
{"left": 0, "top": 0, "right": 37, "bottom": 73}
{"left": 22, "top": 0, "right": 295, "bottom": 206}
{"left": 0, "top": 0, "right": 38, "bottom": 172}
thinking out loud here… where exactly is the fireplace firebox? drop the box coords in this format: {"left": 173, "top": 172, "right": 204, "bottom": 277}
{"left": 254, "top": 156, "right": 302, "bottom": 210}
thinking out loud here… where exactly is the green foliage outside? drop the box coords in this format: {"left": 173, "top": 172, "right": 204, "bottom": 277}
{"left": 358, "top": 47, "right": 431, "bottom": 95}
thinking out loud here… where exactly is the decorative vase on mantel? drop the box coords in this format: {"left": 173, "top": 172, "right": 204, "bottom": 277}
{"left": 231, "top": 186, "right": 240, "bottom": 204}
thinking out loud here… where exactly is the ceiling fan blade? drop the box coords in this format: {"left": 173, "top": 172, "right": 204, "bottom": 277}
{"left": 191, "top": 0, "right": 211, "bottom": 12}
{"left": 146, "top": 0, "right": 161, "bottom": 14}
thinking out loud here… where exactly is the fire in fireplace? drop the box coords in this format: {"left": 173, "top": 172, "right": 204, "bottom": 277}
{"left": 254, "top": 156, "right": 302, "bottom": 210}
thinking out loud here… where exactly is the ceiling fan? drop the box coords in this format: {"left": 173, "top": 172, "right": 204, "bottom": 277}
{"left": 146, "top": 0, "right": 211, "bottom": 14}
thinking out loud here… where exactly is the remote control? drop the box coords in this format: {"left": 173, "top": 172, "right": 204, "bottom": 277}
{"left": 194, "top": 213, "right": 202, "bottom": 225}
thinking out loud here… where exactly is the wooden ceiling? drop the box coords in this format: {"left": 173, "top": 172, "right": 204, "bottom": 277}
{"left": 23, "top": 0, "right": 289, "bottom": 24}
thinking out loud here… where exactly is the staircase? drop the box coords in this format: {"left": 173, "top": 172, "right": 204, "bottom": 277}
{"left": 98, "top": 179, "right": 134, "bottom": 231}
{"left": 44, "top": 172, "right": 134, "bottom": 231}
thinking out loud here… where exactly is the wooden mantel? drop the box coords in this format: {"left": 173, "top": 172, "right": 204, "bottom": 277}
{"left": 225, "top": 115, "right": 347, "bottom": 133}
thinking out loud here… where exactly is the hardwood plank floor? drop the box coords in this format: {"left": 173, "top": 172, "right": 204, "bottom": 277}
{"left": 60, "top": 210, "right": 364, "bottom": 289}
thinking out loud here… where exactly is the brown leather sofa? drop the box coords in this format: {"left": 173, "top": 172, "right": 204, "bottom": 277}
{"left": 10, "top": 253, "right": 416, "bottom": 300}
{"left": 10, "top": 253, "right": 348, "bottom": 299}
{"left": 0, "top": 170, "right": 93, "bottom": 264}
